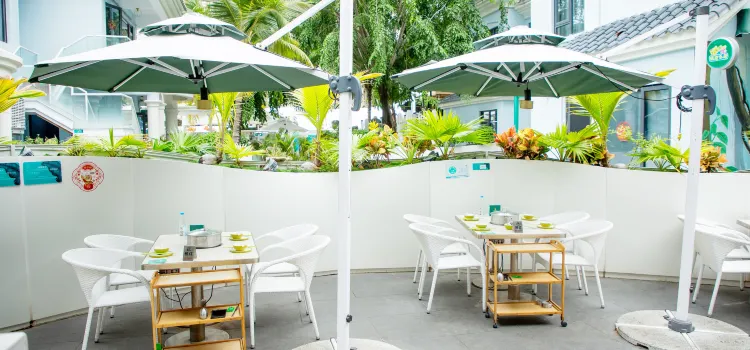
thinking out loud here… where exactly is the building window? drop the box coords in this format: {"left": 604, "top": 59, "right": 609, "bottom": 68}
{"left": 0, "top": 0, "right": 7, "bottom": 43}
{"left": 105, "top": 3, "right": 135, "bottom": 41}
{"left": 480, "top": 109, "right": 498, "bottom": 132}
{"left": 489, "top": 26, "right": 500, "bottom": 35}
{"left": 567, "top": 84, "right": 672, "bottom": 164}
{"left": 555, "top": 0, "right": 584, "bottom": 36}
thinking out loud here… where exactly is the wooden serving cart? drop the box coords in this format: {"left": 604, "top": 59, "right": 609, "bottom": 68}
{"left": 149, "top": 268, "right": 247, "bottom": 349}
{"left": 485, "top": 240, "right": 567, "bottom": 328}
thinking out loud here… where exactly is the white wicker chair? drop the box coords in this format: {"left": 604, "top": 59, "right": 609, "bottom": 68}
{"left": 527, "top": 211, "right": 590, "bottom": 290}
{"left": 534, "top": 220, "right": 613, "bottom": 308}
{"left": 244, "top": 224, "right": 318, "bottom": 304}
{"left": 83, "top": 234, "right": 155, "bottom": 318}
{"left": 62, "top": 248, "right": 151, "bottom": 350}
{"left": 678, "top": 215, "right": 750, "bottom": 291}
{"left": 403, "top": 214, "right": 468, "bottom": 287}
{"left": 246, "top": 235, "right": 330, "bottom": 349}
{"left": 408, "top": 223, "right": 486, "bottom": 314}
{"left": 692, "top": 224, "right": 750, "bottom": 316}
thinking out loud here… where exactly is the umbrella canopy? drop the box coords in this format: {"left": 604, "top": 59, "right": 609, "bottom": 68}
{"left": 140, "top": 12, "right": 247, "bottom": 41}
{"left": 259, "top": 118, "right": 308, "bottom": 132}
{"left": 393, "top": 42, "right": 662, "bottom": 98}
{"left": 29, "top": 14, "right": 329, "bottom": 94}
{"left": 473, "top": 26, "right": 565, "bottom": 50}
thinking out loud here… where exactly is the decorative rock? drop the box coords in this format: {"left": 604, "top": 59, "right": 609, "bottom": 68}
{"left": 199, "top": 154, "right": 218, "bottom": 165}
{"left": 301, "top": 161, "right": 318, "bottom": 171}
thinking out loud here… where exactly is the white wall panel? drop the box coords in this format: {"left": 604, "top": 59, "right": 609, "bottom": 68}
{"left": 0, "top": 175, "right": 31, "bottom": 328}
{"left": 23, "top": 157, "right": 134, "bottom": 320}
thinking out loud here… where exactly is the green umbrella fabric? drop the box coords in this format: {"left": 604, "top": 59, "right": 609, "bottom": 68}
{"left": 393, "top": 41, "right": 662, "bottom": 98}
{"left": 29, "top": 14, "right": 328, "bottom": 94}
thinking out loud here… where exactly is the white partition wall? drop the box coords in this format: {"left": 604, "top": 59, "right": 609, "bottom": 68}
{"left": 1, "top": 156, "right": 750, "bottom": 329}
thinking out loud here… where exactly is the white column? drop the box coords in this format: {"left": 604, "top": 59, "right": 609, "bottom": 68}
{"left": 165, "top": 104, "right": 179, "bottom": 136}
{"left": 674, "top": 6, "right": 709, "bottom": 326}
{"left": 336, "top": 0, "right": 353, "bottom": 349}
{"left": 0, "top": 48, "right": 23, "bottom": 139}
{"left": 145, "top": 93, "right": 166, "bottom": 139}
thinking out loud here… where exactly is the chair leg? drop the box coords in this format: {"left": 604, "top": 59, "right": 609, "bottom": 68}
{"left": 532, "top": 253, "right": 538, "bottom": 294}
{"left": 593, "top": 265, "right": 605, "bottom": 308}
{"left": 413, "top": 251, "right": 422, "bottom": 283}
{"left": 481, "top": 266, "right": 487, "bottom": 312}
{"left": 741, "top": 274, "right": 745, "bottom": 291}
{"left": 249, "top": 292, "right": 256, "bottom": 349}
{"left": 302, "top": 290, "right": 310, "bottom": 316}
{"left": 296, "top": 273, "right": 303, "bottom": 302}
{"left": 110, "top": 285, "right": 119, "bottom": 318}
{"left": 581, "top": 266, "right": 590, "bottom": 296}
{"left": 305, "top": 290, "right": 320, "bottom": 340}
{"left": 575, "top": 266, "right": 582, "bottom": 290}
{"left": 565, "top": 265, "right": 571, "bottom": 280}
{"left": 693, "top": 264, "right": 704, "bottom": 304}
{"left": 457, "top": 267, "right": 461, "bottom": 281}
{"left": 708, "top": 270, "right": 723, "bottom": 317}
{"left": 466, "top": 268, "right": 471, "bottom": 296}
{"left": 81, "top": 307, "right": 94, "bottom": 350}
{"left": 418, "top": 259, "right": 427, "bottom": 300}
{"left": 94, "top": 308, "right": 104, "bottom": 342}
{"left": 426, "top": 268, "right": 440, "bottom": 314}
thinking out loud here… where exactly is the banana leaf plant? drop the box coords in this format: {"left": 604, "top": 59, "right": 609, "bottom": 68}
{"left": 406, "top": 110, "right": 494, "bottom": 160}
{"left": 0, "top": 77, "right": 45, "bottom": 113}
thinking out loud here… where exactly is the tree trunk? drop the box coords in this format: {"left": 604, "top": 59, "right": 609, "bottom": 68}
{"left": 378, "top": 83, "right": 394, "bottom": 128}
{"left": 232, "top": 96, "right": 243, "bottom": 144}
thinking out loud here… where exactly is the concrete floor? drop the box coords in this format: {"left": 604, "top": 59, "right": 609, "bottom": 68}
{"left": 20, "top": 272, "right": 750, "bottom": 350}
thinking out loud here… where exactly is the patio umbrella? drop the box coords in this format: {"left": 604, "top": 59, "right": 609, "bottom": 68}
{"left": 392, "top": 27, "right": 662, "bottom": 99}
{"left": 472, "top": 25, "right": 565, "bottom": 50}
{"left": 28, "top": 13, "right": 328, "bottom": 94}
{"left": 259, "top": 118, "right": 308, "bottom": 132}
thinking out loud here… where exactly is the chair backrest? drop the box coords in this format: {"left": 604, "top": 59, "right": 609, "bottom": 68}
{"left": 694, "top": 224, "right": 750, "bottom": 271}
{"left": 677, "top": 215, "right": 735, "bottom": 230}
{"left": 408, "top": 223, "right": 473, "bottom": 267}
{"left": 251, "top": 235, "right": 331, "bottom": 290}
{"left": 84, "top": 234, "right": 154, "bottom": 252}
{"left": 538, "top": 211, "right": 590, "bottom": 227}
{"left": 403, "top": 214, "right": 451, "bottom": 227}
{"left": 562, "top": 220, "right": 613, "bottom": 263}
{"left": 254, "top": 224, "right": 318, "bottom": 253}
{"left": 62, "top": 248, "right": 148, "bottom": 307}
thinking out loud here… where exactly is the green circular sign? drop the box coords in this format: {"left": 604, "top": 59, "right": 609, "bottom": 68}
{"left": 707, "top": 37, "right": 739, "bottom": 70}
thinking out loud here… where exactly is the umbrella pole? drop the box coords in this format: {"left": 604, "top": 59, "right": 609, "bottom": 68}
{"left": 671, "top": 5, "right": 709, "bottom": 331}
{"left": 336, "top": 0, "right": 354, "bottom": 349}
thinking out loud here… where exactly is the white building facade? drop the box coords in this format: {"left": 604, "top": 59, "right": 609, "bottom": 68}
{"left": 0, "top": 0, "right": 186, "bottom": 142}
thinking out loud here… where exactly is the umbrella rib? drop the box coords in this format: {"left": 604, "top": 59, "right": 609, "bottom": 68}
{"left": 149, "top": 57, "right": 189, "bottom": 77}
{"left": 204, "top": 62, "right": 231, "bottom": 76}
{"left": 109, "top": 65, "right": 147, "bottom": 92}
{"left": 413, "top": 67, "right": 462, "bottom": 89}
{"left": 522, "top": 62, "right": 542, "bottom": 81}
{"left": 520, "top": 62, "right": 526, "bottom": 73}
{"left": 35, "top": 61, "right": 100, "bottom": 82}
{"left": 475, "top": 63, "right": 504, "bottom": 97}
{"left": 527, "top": 62, "right": 581, "bottom": 83}
{"left": 501, "top": 63, "right": 515, "bottom": 78}
{"left": 466, "top": 64, "right": 512, "bottom": 81}
{"left": 544, "top": 77, "right": 559, "bottom": 97}
{"left": 580, "top": 65, "right": 637, "bottom": 91}
{"left": 205, "top": 63, "right": 249, "bottom": 78}
{"left": 251, "top": 64, "right": 292, "bottom": 90}
{"left": 122, "top": 58, "right": 189, "bottom": 79}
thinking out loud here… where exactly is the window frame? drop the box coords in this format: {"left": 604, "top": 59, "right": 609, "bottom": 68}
{"left": 640, "top": 84, "right": 672, "bottom": 141}
{"left": 480, "top": 109, "right": 498, "bottom": 131}
{"left": 0, "top": 0, "right": 7, "bottom": 43}
{"left": 554, "top": 0, "right": 583, "bottom": 36}
{"left": 105, "top": 2, "right": 135, "bottom": 40}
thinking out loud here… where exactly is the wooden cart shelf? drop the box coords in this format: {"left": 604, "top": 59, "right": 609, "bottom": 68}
{"left": 156, "top": 303, "right": 242, "bottom": 328}
{"left": 164, "top": 339, "right": 243, "bottom": 350}
{"left": 489, "top": 272, "right": 562, "bottom": 285}
{"left": 152, "top": 269, "right": 242, "bottom": 288}
{"left": 489, "top": 241, "right": 565, "bottom": 254}
{"left": 485, "top": 301, "right": 563, "bottom": 317}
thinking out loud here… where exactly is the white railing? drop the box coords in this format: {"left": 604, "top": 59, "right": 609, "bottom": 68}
{"left": 12, "top": 46, "right": 38, "bottom": 79}
{"left": 55, "top": 35, "right": 130, "bottom": 58}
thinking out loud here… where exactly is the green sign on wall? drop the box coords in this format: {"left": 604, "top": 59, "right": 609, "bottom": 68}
{"left": 707, "top": 37, "right": 739, "bottom": 70}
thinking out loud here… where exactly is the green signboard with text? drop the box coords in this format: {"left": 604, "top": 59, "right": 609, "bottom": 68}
{"left": 707, "top": 37, "right": 739, "bottom": 70}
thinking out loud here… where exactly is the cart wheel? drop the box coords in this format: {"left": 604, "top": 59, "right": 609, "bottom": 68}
{"left": 561, "top": 321, "right": 568, "bottom": 327}
{"left": 493, "top": 323, "right": 498, "bottom": 328}
{"left": 485, "top": 312, "right": 491, "bottom": 318}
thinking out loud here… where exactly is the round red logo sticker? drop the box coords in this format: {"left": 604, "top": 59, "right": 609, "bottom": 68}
{"left": 72, "top": 162, "right": 104, "bottom": 192}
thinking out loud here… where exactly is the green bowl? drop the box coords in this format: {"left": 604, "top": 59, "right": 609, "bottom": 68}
{"left": 504, "top": 224, "right": 513, "bottom": 230}
{"left": 539, "top": 222, "right": 553, "bottom": 228}
{"left": 233, "top": 244, "right": 248, "bottom": 251}
{"left": 230, "top": 233, "right": 244, "bottom": 239}
{"left": 522, "top": 214, "right": 535, "bottom": 220}
{"left": 476, "top": 224, "right": 487, "bottom": 229}
{"left": 154, "top": 247, "right": 169, "bottom": 254}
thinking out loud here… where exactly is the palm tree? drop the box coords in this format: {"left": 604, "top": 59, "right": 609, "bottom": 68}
{"left": 566, "top": 92, "right": 625, "bottom": 167}
{"left": 210, "top": 92, "right": 239, "bottom": 160}
{"left": 406, "top": 110, "right": 494, "bottom": 160}
{"left": 190, "top": 0, "right": 314, "bottom": 143}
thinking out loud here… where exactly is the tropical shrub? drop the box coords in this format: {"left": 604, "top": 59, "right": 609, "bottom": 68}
{"left": 152, "top": 138, "right": 174, "bottom": 152}
{"left": 62, "top": 136, "right": 93, "bottom": 156}
{"left": 393, "top": 131, "right": 434, "bottom": 165}
{"left": 539, "top": 124, "right": 610, "bottom": 164}
{"left": 94, "top": 128, "right": 147, "bottom": 157}
{"left": 495, "top": 127, "right": 548, "bottom": 160}
{"left": 628, "top": 136, "right": 687, "bottom": 172}
{"left": 696, "top": 141, "right": 728, "bottom": 173}
{"left": 356, "top": 125, "right": 398, "bottom": 168}
{"left": 0, "top": 77, "right": 45, "bottom": 114}
{"left": 222, "top": 134, "right": 265, "bottom": 168}
{"left": 406, "top": 110, "right": 493, "bottom": 160}
{"left": 169, "top": 131, "right": 210, "bottom": 155}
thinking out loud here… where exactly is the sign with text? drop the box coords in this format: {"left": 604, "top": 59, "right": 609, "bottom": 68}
{"left": 0, "top": 163, "right": 21, "bottom": 187}
{"left": 707, "top": 37, "right": 739, "bottom": 70}
{"left": 445, "top": 163, "right": 469, "bottom": 179}
{"left": 23, "top": 161, "right": 62, "bottom": 186}
{"left": 512, "top": 220, "right": 524, "bottom": 233}
{"left": 472, "top": 163, "right": 490, "bottom": 171}
{"left": 183, "top": 246, "right": 196, "bottom": 261}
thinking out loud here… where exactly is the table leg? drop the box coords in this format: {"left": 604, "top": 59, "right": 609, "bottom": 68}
{"left": 190, "top": 267, "right": 205, "bottom": 343}
{"left": 508, "top": 239, "right": 520, "bottom": 300}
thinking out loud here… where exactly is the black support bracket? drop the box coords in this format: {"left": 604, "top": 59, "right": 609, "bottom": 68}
{"left": 679, "top": 85, "right": 717, "bottom": 115}
{"left": 329, "top": 75, "right": 363, "bottom": 112}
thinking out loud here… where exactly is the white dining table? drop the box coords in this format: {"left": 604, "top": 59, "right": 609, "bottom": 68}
{"left": 455, "top": 215, "right": 567, "bottom": 300}
{"left": 141, "top": 231, "right": 258, "bottom": 346}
